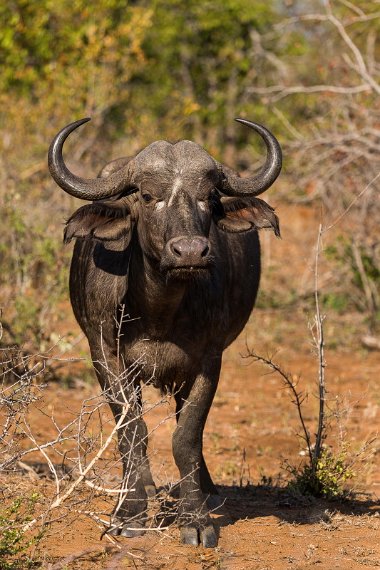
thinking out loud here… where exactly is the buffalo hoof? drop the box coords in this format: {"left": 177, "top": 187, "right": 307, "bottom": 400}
{"left": 108, "top": 520, "right": 145, "bottom": 538}
{"left": 201, "top": 524, "right": 218, "bottom": 548}
{"left": 180, "top": 524, "right": 218, "bottom": 548}
{"left": 108, "top": 522, "right": 122, "bottom": 536}
{"left": 145, "top": 484, "right": 157, "bottom": 498}
{"left": 180, "top": 526, "right": 199, "bottom": 546}
{"left": 120, "top": 522, "right": 146, "bottom": 538}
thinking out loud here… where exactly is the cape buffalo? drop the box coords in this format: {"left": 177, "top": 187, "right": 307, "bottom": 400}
{"left": 48, "top": 117, "right": 281, "bottom": 547}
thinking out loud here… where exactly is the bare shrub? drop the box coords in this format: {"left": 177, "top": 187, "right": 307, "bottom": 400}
{"left": 252, "top": 1, "right": 380, "bottom": 328}
{"left": 0, "top": 333, "right": 212, "bottom": 566}
{"left": 245, "top": 222, "right": 378, "bottom": 499}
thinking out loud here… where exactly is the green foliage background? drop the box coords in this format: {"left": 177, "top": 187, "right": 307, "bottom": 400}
{"left": 1, "top": 0, "right": 379, "bottom": 350}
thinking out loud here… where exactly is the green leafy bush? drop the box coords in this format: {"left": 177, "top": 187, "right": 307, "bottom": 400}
{"left": 286, "top": 447, "right": 355, "bottom": 500}
{"left": 0, "top": 493, "right": 41, "bottom": 570}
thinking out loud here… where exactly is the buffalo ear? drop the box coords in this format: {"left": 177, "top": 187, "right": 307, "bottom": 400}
{"left": 64, "top": 202, "right": 133, "bottom": 243}
{"left": 215, "top": 197, "right": 280, "bottom": 236}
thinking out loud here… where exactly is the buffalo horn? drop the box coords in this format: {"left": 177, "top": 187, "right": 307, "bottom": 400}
{"left": 48, "top": 118, "right": 136, "bottom": 200}
{"left": 220, "top": 119, "right": 282, "bottom": 197}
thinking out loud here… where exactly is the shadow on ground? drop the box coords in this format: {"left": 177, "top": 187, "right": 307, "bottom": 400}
{"left": 211, "top": 484, "right": 379, "bottom": 529}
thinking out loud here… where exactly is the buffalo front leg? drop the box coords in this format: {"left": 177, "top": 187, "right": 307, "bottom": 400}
{"left": 174, "top": 398, "right": 218, "bottom": 498}
{"left": 89, "top": 341, "right": 155, "bottom": 537}
{"left": 172, "top": 356, "right": 221, "bottom": 548}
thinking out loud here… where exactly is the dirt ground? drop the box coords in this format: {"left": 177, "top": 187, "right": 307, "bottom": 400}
{"left": 2, "top": 203, "right": 379, "bottom": 569}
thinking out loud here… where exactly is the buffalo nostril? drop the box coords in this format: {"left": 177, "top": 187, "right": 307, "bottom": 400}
{"left": 201, "top": 244, "right": 209, "bottom": 257}
{"left": 172, "top": 243, "right": 183, "bottom": 257}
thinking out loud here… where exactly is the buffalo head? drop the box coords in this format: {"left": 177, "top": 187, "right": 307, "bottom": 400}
{"left": 49, "top": 118, "right": 281, "bottom": 278}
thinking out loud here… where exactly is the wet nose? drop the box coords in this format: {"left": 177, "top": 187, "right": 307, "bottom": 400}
{"left": 168, "top": 236, "right": 210, "bottom": 262}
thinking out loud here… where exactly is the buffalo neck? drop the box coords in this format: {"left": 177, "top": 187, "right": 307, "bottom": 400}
{"left": 127, "top": 241, "right": 187, "bottom": 337}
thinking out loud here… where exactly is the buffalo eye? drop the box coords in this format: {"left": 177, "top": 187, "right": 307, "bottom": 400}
{"left": 210, "top": 191, "right": 224, "bottom": 217}
{"left": 142, "top": 193, "right": 153, "bottom": 203}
